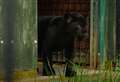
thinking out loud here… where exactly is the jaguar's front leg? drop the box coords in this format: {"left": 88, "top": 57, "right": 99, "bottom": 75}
{"left": 64, "top": 44, "right": 76, "bottom": 77}
{"left": 42, "top": 49, "right": 55, "bottom": 76}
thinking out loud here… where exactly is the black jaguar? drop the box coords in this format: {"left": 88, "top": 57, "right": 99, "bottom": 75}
{"left": 38, "top": 12, "right": 88, "bottom": 77}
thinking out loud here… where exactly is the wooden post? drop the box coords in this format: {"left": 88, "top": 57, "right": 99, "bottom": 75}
{"left": 90, "top": 0, "right": 94, "bottom": 69}
{"left": 90, "top": 0, "right": 99, "bottom": 69}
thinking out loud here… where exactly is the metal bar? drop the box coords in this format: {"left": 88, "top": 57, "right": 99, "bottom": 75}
{"left": 90, "top": 0, "right": 94, "bottom": 68}
{"left": 99, "top": 0, "right": 106, "bottom": 67}
{"left": 3, "top": 0, "right": 16, "bottom": 82}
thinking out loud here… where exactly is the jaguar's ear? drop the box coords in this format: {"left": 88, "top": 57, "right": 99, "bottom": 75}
{"left": 64, "top": 13, "right": 73, "bottom": 23}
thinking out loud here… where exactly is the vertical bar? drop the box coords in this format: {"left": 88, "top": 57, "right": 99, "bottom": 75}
{"left": 106, "top": 0, "right": 116, "bottom": 67}
{"left": 14, "top": 0, "right": 37, "bottom": 70}
{"left": 0, "top": 0, "right": 4, "bottom": 73}
{"left": 99, "top": 0, "right": 106, "bottom": 67}
{"left": 90, "top": 0, "right": 99, "bottom": 68}
{"left": 3, "top": 0, "right": 16, "bottom": 82}
{"left": 90, "top": 0, "right": 94, "bottom": 68}
{"left": 113, "top": 0, "right": 116, "bottom": 66}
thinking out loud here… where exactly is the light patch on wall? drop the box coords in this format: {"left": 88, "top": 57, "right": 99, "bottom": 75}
{"left": 34, "top": 40, "right": 37, "bottom": 44}
{"left": 23, "top": 30, "right": 27, "bottom": 45}
{"left": 23, "top": 0, "right": 28, "bottom": 9}
{"left": 0, "top": 40, "right": 4, "bottom": 44}
{"left": 18, "top": 0, "right": 28, "bottom": 9}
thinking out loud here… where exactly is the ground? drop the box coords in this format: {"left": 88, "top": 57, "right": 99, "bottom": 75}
{"left": 0, "top": 62, "right": 120, "bottom": 82}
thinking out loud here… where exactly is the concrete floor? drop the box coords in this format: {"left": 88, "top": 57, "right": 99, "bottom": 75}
{"left": 37, "top": 62, "right": 66, "bottom": 76}
{"left": 37, "top": 62, "right": 94, "bottom": 76}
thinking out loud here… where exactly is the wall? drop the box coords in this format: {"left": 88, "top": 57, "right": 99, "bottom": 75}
{"left": 38, "top": 0, "right": 90, "bottom": 17}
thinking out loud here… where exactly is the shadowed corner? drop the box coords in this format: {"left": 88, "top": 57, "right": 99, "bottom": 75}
{"left": 3, "top": 0, "right": 16, "bottom": 82}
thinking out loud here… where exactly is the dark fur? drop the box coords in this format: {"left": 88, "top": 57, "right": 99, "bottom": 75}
{"left": 38, "top": 12, "right": 87, "bottom": 77}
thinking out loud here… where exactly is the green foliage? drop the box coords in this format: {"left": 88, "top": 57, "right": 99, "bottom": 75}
{"left": 45, "top": 61, "right": 120, "bottom": 82}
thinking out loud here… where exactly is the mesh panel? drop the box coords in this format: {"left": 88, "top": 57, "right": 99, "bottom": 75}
{"left": 38, "top": 0, "right": 90, "bottom": 64}
{"left": 38, "top": 0, "right": 90, "bottom": 16}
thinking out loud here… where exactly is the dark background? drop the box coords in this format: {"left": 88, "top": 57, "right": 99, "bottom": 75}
{"left": 38, "top": 0, "right": 90, "bottom": 16}
{"left": 38, "top": 0, "right": 90, "bottom": 63}
{"left": 116, "top": 0, "right": 120, "bottom": 54}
